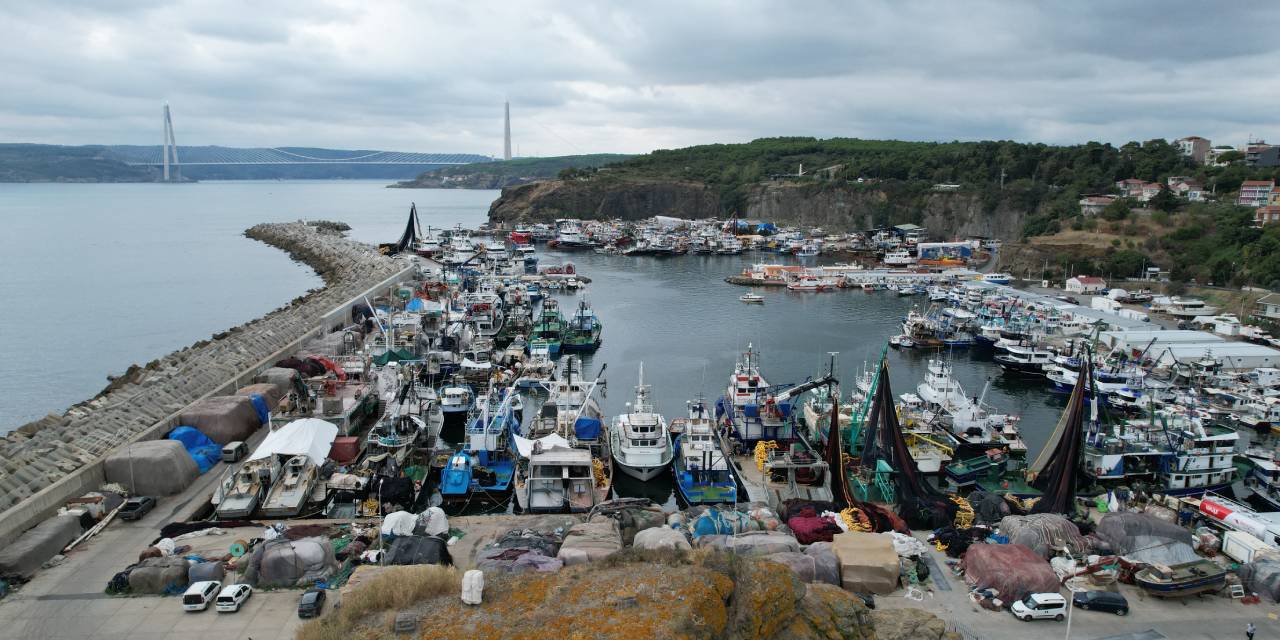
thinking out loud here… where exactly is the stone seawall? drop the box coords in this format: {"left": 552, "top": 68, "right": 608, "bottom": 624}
{"left": 0, "top": 221, "right": 411, "bottom": 545}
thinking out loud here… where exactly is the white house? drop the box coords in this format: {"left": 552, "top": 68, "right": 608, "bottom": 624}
{"left": 1066, "top": 275, "right": 1107, "bottom": 294}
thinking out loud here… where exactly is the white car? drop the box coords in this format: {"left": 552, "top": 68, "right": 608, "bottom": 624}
{"left": 182, "top": 580, "right": 222, "bottom": 612}
{"left": 1010, "top": 592, "right": 1066, "bottom": 621}
{"left": 215, "top": 583, "right": 253, "bottom": 613}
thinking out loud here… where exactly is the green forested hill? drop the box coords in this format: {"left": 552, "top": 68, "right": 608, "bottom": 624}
{"left": 0, "top": 144, "right": 159, "bottom": 182}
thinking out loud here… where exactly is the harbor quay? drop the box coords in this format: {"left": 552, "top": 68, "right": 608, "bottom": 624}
{"left": 5, "top": 215, "right": 1280, "bottom": 639}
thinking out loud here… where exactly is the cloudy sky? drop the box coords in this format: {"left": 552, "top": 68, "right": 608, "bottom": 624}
{"left": 2, "top": 1, "right": 1278, "bottom": 156}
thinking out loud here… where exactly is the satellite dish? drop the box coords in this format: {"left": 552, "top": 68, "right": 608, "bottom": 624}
{"left": 229, "top": 540, "right": 248, "bottom": 557}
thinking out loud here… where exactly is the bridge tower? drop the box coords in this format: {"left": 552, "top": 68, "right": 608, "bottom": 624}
{"left": 162, "top": 103, "right": 180, "bottom": 181}
{"left": 503, "top": 101, "right": 512, "bottom": 161}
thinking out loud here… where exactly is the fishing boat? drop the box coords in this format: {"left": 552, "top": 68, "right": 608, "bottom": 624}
{"left": 672, "top": 397, "right": 737, "bottom": 505}
{"left": 532, "top": 299, "right": 565, "bottom": 356}
{"left": 561, "top": 298, "right": 603, "bottom": 352}
{"left": 1134, "top": 560, "right": 1227, "bottom": 598}
{"left": 1082, "top": 412, "right": 1238, "bottom": 496}
{"left": 982, "top": 273, "right": 1013, "bottom": 285}
{"left": 609, "top": 365, "right": 674, "bottom": 481}
{"left": 215, "top": 457, "right": 280, "bottom": 519}
{"left": 515, "top": 339, "right": 556, "bottom": 389}
{"left": 438, "top": 382, "right": 475, "bottom": 444}
{"left": 740, "top": 293, "right": 764, "bottom": 304}
{"left": 260, "top": 455, "right": 319, "bottom": 518}
{"left": 994, "top": 344, "right": 1055, "bottom": 376}
{"left": 902, "top": 359, "right": 1025, "bottom": 454}
{"left": 515, "top": 358, "right": 613, "bottom": 512}
{"left": 718, "top": 344, "right": 795, "bottom": 444}
{"left": 439, "top": 387, "right": 519, "bottom": 506}
{"left": 787, "top": 274, "right": 829, "bottom": 292}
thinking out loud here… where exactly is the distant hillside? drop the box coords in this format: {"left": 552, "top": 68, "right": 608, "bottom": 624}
{"left": 392, "top": 153, "right": 632, "bottom": 189}
{"left": 0, "top": 144, "right": 160, "bottom": 182}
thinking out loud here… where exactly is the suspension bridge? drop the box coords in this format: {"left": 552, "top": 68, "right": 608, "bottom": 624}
{"left": 113, "top": 104, "right": 496, "bottom": 180}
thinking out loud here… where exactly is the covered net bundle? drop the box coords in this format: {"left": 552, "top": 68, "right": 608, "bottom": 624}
{"left": 177, "top": 395, "right": 263, "bottom": 445}
{"left": 104, "top": 440, "right": 199, "bottom": 496}
{"left": 1240, "top": 559, "right": 1280, "bottom": 603}
{"left": 961, "top": 543, "right": 1060, "bottom": 603}
{"left": 243, "top": 537, "right": 338, "bottom": 587}
{"left": 967, "top": 490, "right": 1012, "bottom": 524}
{"left": 1095, "top": 512, "right": 1194, "bottom": 564}
{"left": 998, "top": 514, "right": 1090, "bottom": 559}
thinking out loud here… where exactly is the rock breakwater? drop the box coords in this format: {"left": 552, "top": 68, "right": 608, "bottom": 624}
{"left": 0, "top": 221, "right": 404, "bottom": 517}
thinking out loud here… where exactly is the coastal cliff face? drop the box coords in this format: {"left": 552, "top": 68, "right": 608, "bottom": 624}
{"left": 488, "top": 179, "right": 722, "bottom": 222}
{"left": 488, "top": 179, "right": 1031, "bottom": 241}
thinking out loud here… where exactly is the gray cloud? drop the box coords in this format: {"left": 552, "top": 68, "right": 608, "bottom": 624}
{"left": 0, "top": 1, "right": 1277, "bottom": 156}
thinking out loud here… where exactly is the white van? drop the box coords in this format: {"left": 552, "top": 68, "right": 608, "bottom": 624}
{"left": 1010, "top": 592, "right": 1066, "bottom": 621}
{"left": 215, "top": 583, "right": 253, "bottom": 612}
{"left": 182, "top": 580, "right": 222, "bottom": 612}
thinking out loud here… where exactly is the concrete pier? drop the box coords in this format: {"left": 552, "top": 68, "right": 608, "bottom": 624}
{"left": 0, "top": 221, "right": 415, "bottom": 546}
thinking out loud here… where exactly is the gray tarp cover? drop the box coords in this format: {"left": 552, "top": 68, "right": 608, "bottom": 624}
{"left": 1240, "top": 558, "right": 1280, "bottom": 603}
{"left": 0, "top": 515, "right": 81, "bottom": 578}
{"left": 804, "top": 541, "right": 842, "bottom": 586}
{"left": 695, "top": 531, "right": 802, "bottom": 556}
{"left": 632, "top": 527, "right": 692, "bottom": 551}
{"left": 998, "top": 514, "right": 1090, "bottom": 558}
{"left": 385, "top": 535, "right": 449, "bottom": 566}
{"left": 188, "top": 561, "right": 226, "bottom": 584}
{"left": 177, "top": 395, "right": 262, "bottom": 445}
{"left": 556, "top": 520, "right": 622, "bottom": 563}
{"left": 104, "top": 440, "right": 199, "bottom": 496}
{"left": 763, "top": 552, "right": 819, "bottom": 583}
{"left": 830, "top": 532, "right": 901, "bottom": 595}
{"left": 242, "top": 537, "right": 338, "bottom": 587}
{"left": 254, "top": 367, "right": 303, "bottom": 397}
{"left": 1095, "top": 512, "right": 1193, "bottom": 562}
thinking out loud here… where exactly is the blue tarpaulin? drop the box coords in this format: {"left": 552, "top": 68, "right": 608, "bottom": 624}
{"left": 168, "top": 426, "right": 221, "bottom": 474}
{"left": 247, "top": 393, "right": 270, "bottom": 425}
{"left": 405, "top": 297, "right": 427, "bottom": 311}
{"left": 574, "top": 417, "right": 603, "bottom": 441}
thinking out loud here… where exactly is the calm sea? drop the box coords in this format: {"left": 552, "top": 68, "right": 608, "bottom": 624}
{"left": 0, "top": 181, "right": 1065, "bottom": 499}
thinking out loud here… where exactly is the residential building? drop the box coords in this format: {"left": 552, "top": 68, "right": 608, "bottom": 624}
{"left": 1169, "top": 178, "right": 1205, "bottom": 202}
{"left": 1257, "top": 206, "right": 1280, "bottom": 227}
{"left": 1175, "top": 136, "right": 1211, "bottom": 164}
{"left": 1258, "top": 293, "right": 1280, "bottom": 320}
{"left": 1116, "top": 178, "right": 1147, "bottom": 198}
{"left": 1206, "top": 146, "right": 1239, "bottom": 166}
{"left": 1271, "top": 187, "right": 1280, "bottom": 207}
{"left": 1240, "top": 180, "right": 1276, "bottom": 207}
{"left": 1066, "top": 275, "right": 1107, "bottom": 294}
{"left": 1140, "top": 182, "right": 1163, "bottom": 202}
{"left": 1078, "top": 195, "right": 1116, "bottom": 216}
{"left": 1246, "top": 141, "right": 1280, "bottom": 168}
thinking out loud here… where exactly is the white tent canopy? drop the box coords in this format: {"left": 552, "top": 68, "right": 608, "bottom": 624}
{"left": 249, "top": 418, "right": 339, "bottom": 465}
{"left": 513, "top": 433, "right": 572, "bottom": 458}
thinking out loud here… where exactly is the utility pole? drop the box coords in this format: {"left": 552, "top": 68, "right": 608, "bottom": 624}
{"left": 1000, "top": 168, "right": 1006, "bottom": 190}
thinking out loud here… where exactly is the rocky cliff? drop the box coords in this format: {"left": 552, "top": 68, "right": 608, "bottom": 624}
{"left": 488, "top": 178, "right": 1032, "bottom": 241}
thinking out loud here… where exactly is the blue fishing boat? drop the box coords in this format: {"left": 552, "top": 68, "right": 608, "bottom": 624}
{"left": 672, "top": 398, "right": 737, "bottom": 505}
{"left": 439, "top": 387, "right": 518, "bottom": 506}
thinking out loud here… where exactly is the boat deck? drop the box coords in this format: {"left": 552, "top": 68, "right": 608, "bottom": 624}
{"left": 730, "top": 453, "right": 832, "bottom": 509}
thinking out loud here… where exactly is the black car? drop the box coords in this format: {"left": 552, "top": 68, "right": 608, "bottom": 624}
{"left": 1071, "top": 590, "right": 1128, "bottom": 615}
{"left": 298, "top": 588, "right": 326, "bottom": 619}
{"left": 119, "top": 496, "right": 156, "bottom": 521}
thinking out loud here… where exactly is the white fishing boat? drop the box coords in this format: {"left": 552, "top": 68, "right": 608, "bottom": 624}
{"left": 215, "top": 457, "right": 281, "bottom": 519}
{"left": 740, "top": 293, "right": 764, "bottom": 304}
{"left": 609, "top": 364, "right": 674, "bottom": 481}
{"left": 260, "top": 455, "right": 319, "bottom": 518}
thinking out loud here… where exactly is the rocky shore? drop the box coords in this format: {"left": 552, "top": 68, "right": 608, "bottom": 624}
{"left": 0, "top": 221, "right": 404, "bottom": 520}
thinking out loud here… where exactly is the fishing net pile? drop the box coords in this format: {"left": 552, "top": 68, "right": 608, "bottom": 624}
{"left": 475, "top": 529, "right": 563, "bottom": 574}
{"left": 104, "top": 440, "right": 199, "bottom": 496}
{"left": 177, "top": 395, "right": 264, "bottom": 445}
{"left": 961, "top": 543, "right": 1060, "bottom": 603}
{"left": 1094, "top": 512, "right": 1197, "bottom": 565}
{"left": 998, "top": 514, "right": 1090, "bottom": 559}
{"left": 240, "top": 537, "right": 338, "bottom": 587}
{"left": 1239, "top": 559, "right": 1280, "bottom": 603}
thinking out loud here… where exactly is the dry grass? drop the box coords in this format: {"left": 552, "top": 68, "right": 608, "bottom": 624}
{"left": 294, "top": 565, "right": 461, "bottom": 640}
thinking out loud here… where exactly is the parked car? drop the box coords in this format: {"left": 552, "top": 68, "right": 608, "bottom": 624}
{"left": 215, "top": 583, "right": 253, "bottom": 613}
{"left": 298, "top": 588, "right": 326, "bottom": 619}
{"left": 1071, "top": 590, "right": 1128, "bottom": 615}
{"left": 119, "top": 496, "right": 156, "bottom": 521}
{"left": 1010, "top": 592, "right": 1066, "bottom": 621}
{"left": 182, "top": 580, "right": 222, "bottom": 612}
